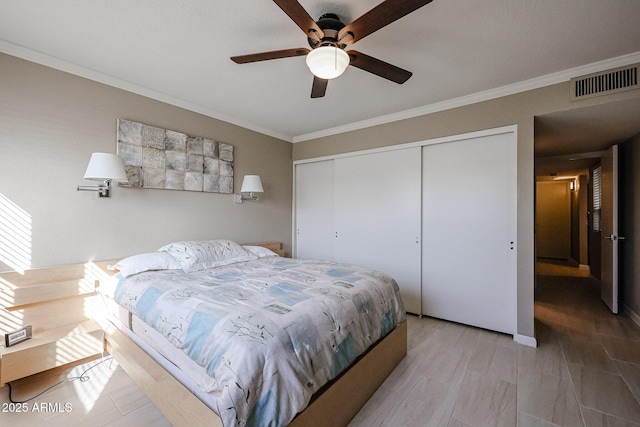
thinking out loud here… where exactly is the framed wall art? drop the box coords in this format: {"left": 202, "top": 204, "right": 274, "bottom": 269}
{"left": 116, "top": 119, "right": 234, "bottom": 194}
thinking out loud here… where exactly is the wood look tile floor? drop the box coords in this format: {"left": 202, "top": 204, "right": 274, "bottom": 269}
{"left": 2, "top": 260, "right": 639, "bottom": 426}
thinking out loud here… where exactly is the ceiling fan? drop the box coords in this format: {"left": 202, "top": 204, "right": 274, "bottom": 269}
{"left": 231, "top": 0, "right": 433, "bottom": 98}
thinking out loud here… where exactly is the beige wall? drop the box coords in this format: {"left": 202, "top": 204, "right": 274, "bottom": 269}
{"left": 536, "top": 181, "right": 571, "bottom": 260}
{"left": 0, "top": 53, "right": 293, "bottom": 271}
{"left": 293, "top": 82, "right": 640, "bottom": 340}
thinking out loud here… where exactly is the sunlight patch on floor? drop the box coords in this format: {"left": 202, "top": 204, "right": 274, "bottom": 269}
{"left": 70, "top": 357, "right": 118, "bottom": 414}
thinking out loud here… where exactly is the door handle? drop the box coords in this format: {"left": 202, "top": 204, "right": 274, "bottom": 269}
{"left": 603, "top": 235, "right": 626, "bottom": 241}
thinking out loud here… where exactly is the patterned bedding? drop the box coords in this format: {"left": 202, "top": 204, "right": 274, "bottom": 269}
{"left": 112, "top": 256, "right": 405, "bottom": 427}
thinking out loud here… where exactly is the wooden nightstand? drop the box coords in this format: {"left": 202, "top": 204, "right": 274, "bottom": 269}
{"left": 0, "top": 262, "right": 106, "bottom": 386}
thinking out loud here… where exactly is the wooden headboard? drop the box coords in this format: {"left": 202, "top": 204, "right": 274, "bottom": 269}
{"left": 251, "top": 241, "right": 285, "bottom": 257}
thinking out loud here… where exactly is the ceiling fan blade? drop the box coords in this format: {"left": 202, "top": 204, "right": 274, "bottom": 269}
{"left": 311, "top": 76, "right": 328, "bottom": 98}
{"left": 273, "top": 0, "right": 324, "bottom": 42}
{"left": 338, "top": 0, "right": 433, "bottom": 44}
{"left": 231, "top": 48, "right": 309, "bottom": 64}
{"left": 347, "top": 50, "right": 412, "bottom": 84}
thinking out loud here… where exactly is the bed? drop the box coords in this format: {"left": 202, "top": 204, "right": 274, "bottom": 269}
{"left": 98, "top": 240, "right": 407, "bottom": 427}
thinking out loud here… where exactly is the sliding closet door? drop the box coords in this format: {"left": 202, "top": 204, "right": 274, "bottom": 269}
{"left": 422, "top": 132, "right": 516, "bottom": 333}
{"left": 334, "top": 147, "right": 422, "bottom": 314}
{"left": 295, "top": 160, "right": 335, "bottom": 261}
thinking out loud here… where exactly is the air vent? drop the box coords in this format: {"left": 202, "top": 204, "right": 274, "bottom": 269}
{"left": 570, "top": 64, "right": 638, "bottom": 100}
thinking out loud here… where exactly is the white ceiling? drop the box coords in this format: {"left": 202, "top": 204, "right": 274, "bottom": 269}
{"left": 1, "top": 0, "right": 640, "bottom": 143}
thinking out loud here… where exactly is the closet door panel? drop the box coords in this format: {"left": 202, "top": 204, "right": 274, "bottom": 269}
{"left": 295, "top": 160, "right": 335, "bottom": 261}
{"left": 334, "top": 147, "right": 422, "bottom": 314}
{"left": 421, "top": 132, "right": 516, "bottom": 333}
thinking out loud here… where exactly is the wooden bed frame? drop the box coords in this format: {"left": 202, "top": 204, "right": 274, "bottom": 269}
{"left": 3, "top": 242, "right": 407, "bottom": 426}
{"left": 105, "top": 317, "right": 406, "bottom": 427}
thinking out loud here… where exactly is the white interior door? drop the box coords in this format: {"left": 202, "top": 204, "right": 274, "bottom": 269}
{"left": 421, "top": 132, "right": 516, "bottom": 334}
{"left": 334, "top": 148, "right": 422, "bottom": 314}
{"left": 294, "top": 160, "right": 334, "bottom": 261}
{"left": 601, "top": 145, "right": 619, "bottom": 313}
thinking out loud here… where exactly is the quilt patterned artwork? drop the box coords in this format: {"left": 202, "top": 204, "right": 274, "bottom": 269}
{"left": 116, "top": 119, "right": 234, "bottom": 193}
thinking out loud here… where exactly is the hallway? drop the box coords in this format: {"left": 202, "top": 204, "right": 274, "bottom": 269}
{"left": 532, "top": 260, "right": 640, "bottom": 425}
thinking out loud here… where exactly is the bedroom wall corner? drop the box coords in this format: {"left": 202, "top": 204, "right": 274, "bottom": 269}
{"left": 0, "top": 53, "right": 293, "bottom": 271}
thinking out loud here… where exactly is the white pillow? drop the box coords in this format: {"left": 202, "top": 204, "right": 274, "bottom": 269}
{"left": 108, "top": 252, "right": 182, "bottom": 278}
{"left": 242, "top": 245, "right": 279, "bottom": 258}
{"left": 158, "top": 239, "right": 257, "bottom": 272}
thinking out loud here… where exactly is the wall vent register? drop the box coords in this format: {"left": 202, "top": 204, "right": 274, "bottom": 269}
{"left": 571, "top": 64, "right": 638, "bottom": 100}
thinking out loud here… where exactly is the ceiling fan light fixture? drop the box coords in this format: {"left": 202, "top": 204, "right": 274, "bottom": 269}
{"left": 306, "top": 46, "right": 349, "bottom": 80}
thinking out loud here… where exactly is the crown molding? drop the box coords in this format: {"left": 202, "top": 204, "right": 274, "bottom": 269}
{"left": 3, "top": 39, "right": 639, "bottom": 145}
{"left": 292, "top": 51, "right": 640, "bottom": 143}
{"left": 0, "top": 39, "right": 292, "bottom": 142}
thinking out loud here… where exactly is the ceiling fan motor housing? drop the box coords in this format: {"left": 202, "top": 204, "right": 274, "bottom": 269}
{"left": 309, "top": 13, "right": 347, "bottom": 49}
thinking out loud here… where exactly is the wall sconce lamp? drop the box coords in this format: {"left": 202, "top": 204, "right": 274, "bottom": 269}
{"left": 77, "top": 153, "right": 128, "bottom": 198}
{"left": 235, "top": 175, "right": 263, "bottom": 203}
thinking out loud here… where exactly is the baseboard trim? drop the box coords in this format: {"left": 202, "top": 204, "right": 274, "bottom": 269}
{"left": 623, "top": 304, "right": 640, "bottom": 328}
{"left": 514, "top": 333, "right": 537, "bottom": 348}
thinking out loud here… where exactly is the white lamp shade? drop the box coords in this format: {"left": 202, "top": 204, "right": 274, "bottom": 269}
{"left": 83, "top": 153, "right": 128, "bottom": 181}
{"left": 306, "top": 46, "right": 350, "bottom": 80}
{"left": 240, "top": 175, "right": 263, "bottom": 193}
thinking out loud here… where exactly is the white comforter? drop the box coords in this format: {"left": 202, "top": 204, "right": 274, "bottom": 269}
{"left": 113, "top": 256, "right": 405, "bottom": 427}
